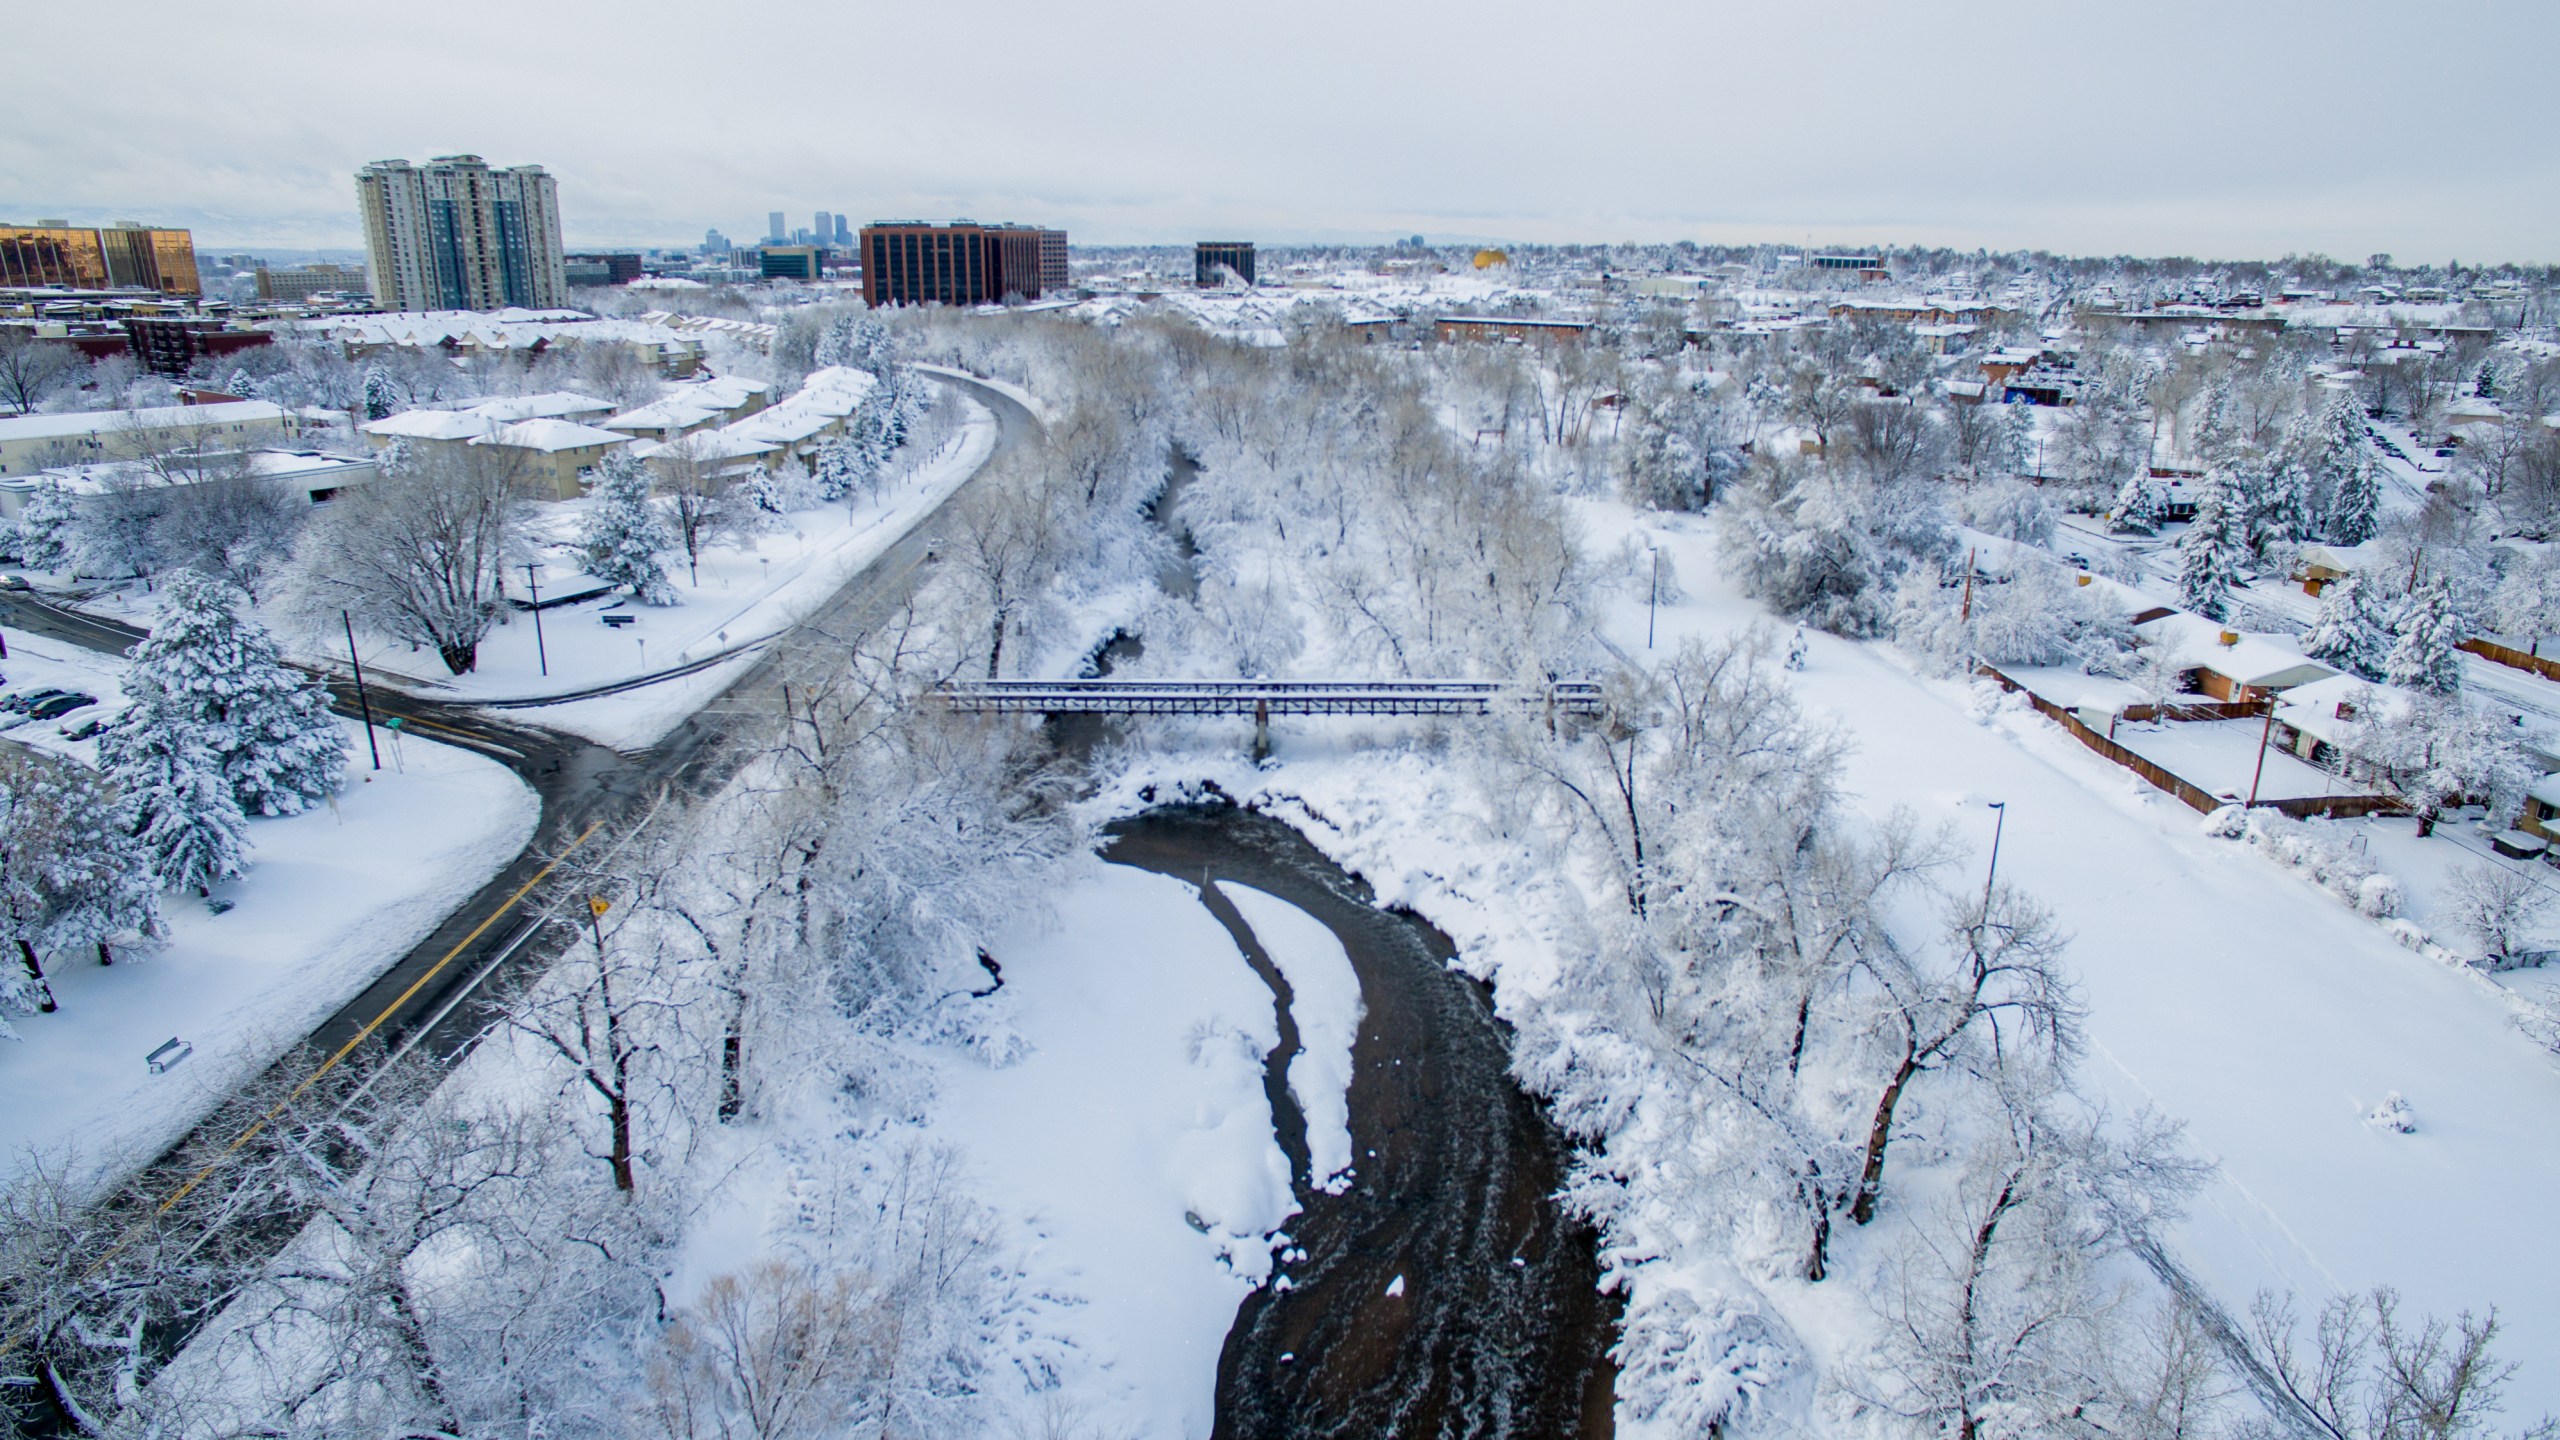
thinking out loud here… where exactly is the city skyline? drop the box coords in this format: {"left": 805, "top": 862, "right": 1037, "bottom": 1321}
{"left": 5, "top": 0, "right": 2557, "bottom": 264}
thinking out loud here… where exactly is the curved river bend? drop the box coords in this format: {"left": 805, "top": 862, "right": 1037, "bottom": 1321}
{"left": 1105, "top": 804, "right": 1618, "bottom": 1440}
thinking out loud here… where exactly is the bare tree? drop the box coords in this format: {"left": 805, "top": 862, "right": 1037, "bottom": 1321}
{"left": 2241, "top": 1289, "right": 2554, "bottom": 1440}
{"left": 939, "top": 459, "right": 1061, "bottom": 678}
{"left": 0, "top": 333, "right": 77, "bottom": 415}
{"left": 652, "top": 437, "right": 755, "bottom": 585}
{"left": 646, "top": 1260, "right": 889, "bottom": 1440}
{"left": 284, "top": 442, "right": 528, "bottom": 673}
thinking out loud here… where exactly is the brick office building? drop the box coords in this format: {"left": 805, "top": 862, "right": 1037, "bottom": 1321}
{"left": 859, "top": 221, "right": 1067, "bottom": 307}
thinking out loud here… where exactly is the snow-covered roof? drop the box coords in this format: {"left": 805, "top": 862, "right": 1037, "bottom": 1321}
{"left": 632, "top": 431, "right": 781, "bottom": 463}
{"left": 724, "top": 410, "right": 835, "bottom": 445}
{"left": 601, "top": 398, "right": 725, "bottom": 433}
{"left": 2274, "top": 674, "right": 2410, "bottom": 750}
{"left": 1, "top": 447, "right": 375, "bottom": 497}
{"left": 0, "top": 400, "right": 287, "bottom": 444}
{"left": 2298, "top": 541, "right": 2383, "bottom": 575}
{"left": 473, "top": 418, "right": 628, "bottom": 453}
{"left": 2136, "top": 612, "right": 2339, "bottom": 690}
{"left": 464, "top": 391, "right": 615, "bottom": 423}
{"left": 363, "top": 409, "right": 497, "bottom": 442}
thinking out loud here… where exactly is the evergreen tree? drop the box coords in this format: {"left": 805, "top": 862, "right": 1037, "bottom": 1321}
{"left": 360, "top": 363, "right": 398, "bottom": 421}
{"left": 41, "top": 761, "right": 164, "bottom": 963}
{"left": 2175, "top": 479, "right": 2249, "bottom": 620}
{"left": 579, "top": 450, "right": 678, "bottom": 605}
{"left": 2300, "top": 573, "right": 2394, "bottom": 682}
{"left": 2109, "top": 470, "right": 2166, "bottom": 533}
{"left": 15, "top": 481, "right": 75, "bottom": 573}
{"left": 2384, "top": 577, "right": 2466, "bottom": 695}
{"left": 813, "top": 315, "right": 896, "bottom": 374}
{"left": 812, "top": 434, "right": 865, "bottom": 502}
{"left": 0, "top": 749, "right": 162, "bottom": 987}
{"left": 103, "top": 712, "right": 248, "bottom": 899}
{"left": 2295, "top": 390, "right": 2379, "bottom": 544}
{"left": 124, "top": 571, "right": 348, "bottom": 817}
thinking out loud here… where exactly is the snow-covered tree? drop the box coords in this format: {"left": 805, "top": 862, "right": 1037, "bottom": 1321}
{"left": 285, "top": 440, "right": 525, "bottom": 674}
{"left": 2174, "top": 479, "right": 2249, "bottom": 620}
{"left": 2339, "top": 690, "right": 2531, "bottom": 835}
{"left": 579, "top": 449, "right": 677, "bottom": 605}
{"left": 14, "top": 481, "right": 75, "bottom": 573}
{"left": 2383, "top": 577, "right": 2465, "bottom": 695}
{"left": 124, "top": 570, "right": 347, "bottom": 817}
{"left": 811, "top": 433, "right": 870, "bottom": 502}
{"left": 2440, "top": 860, "right": 2548, "bottom": 962}
{"left": 103, "top": 712, "right": 247, "bottom": 898}
{"left": 360, "top": 363, "right": 398, "bottom": 421}
{"left": 2109, "top": 469, "right": 2167, "bottom": 533}
{"left": 2301, "top": 573, "right": 2394, "bottom": 682}
{"left": 2288, "top": 389, "right": 2377, "bottom": 541}
{"left": 0, "top": 748, "right": 162, "bottom": 982}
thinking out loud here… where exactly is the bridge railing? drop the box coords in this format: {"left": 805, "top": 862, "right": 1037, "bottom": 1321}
{"left": 932, "top": 678, "right": 1605, "bottom": 718}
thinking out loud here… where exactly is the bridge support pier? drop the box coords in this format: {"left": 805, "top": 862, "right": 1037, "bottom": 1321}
{"left": 1252, "top": 698, "right": 1272, "bottom": 763}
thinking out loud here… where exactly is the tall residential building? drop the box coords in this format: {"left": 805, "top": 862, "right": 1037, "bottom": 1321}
{"left": 859, "top": 221, "right": 1064, "bottom": 307}
{"left": 356, "top": 155, "right": 566, "bottom": 312}
{"left": 0, "top": 221, "right": 199, "bottom": 295}
{"left": 1195, "top": 241, "right": 1255, "bottom": 287}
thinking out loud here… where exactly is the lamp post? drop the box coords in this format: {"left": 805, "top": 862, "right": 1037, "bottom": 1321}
{"left": 1647, "top": 547, "right": 1660, "bottom": 650}
{"left": 1981, "top": 801, "right": 2008, "bottom": 917}
{"left": 343, "top": 610, "right": 380, "bottom": 771}
{"left": 525, "top": 563, "right": 548, "bottom": 677}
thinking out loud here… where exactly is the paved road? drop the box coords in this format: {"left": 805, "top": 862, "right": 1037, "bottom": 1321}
{"left": 4, "top": 371, "right": 1039, "bottom": 1119}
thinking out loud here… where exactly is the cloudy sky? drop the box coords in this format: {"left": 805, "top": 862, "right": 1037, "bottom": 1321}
{"left": 7, "top": 0, "right": 2555, "bottom": 263}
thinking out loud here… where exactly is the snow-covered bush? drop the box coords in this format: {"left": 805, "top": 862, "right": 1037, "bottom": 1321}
{"left": 2203, "top": 806, "right": 2402, "bottom": 918}
{"left": 1958, "top": 474, "right": 2058, "bottom": 545}
{"left": 1713, "top": 461, "right": 1955, "bottom": 637}
{"left": 1894, "top": 558, "right": 2133, "bottom": 675}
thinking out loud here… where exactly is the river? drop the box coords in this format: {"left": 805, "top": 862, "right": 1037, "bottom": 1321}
{"left": 1104, "top": 805, "right": 1617, "bottom": 1440}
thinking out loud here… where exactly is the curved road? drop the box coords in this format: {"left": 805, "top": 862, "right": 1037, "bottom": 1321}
{"left": 4, "top": 371, "right": 1039, "bottom": 1128}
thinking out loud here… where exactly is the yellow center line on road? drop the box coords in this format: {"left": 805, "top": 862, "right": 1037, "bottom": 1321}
{"left": 38, "top": 816, "right": 608, "bottom": 1310}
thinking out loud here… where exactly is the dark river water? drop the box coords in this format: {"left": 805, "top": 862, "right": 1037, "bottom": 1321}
{"left": 1104, "top": 805, "right": 1618, "bottom": 1440}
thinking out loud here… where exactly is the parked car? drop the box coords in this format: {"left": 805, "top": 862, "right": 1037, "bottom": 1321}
{"left": 27, "top": 693, "right": 95, "bottom": 721}
{"left": 3, "top": 689, "right": 73, "bottom": 714}
{"left": 0, "top": 575, "right": 29, "bottom": 591}
{"left": 58, "top": 718, "right": 107, "bottom": 741}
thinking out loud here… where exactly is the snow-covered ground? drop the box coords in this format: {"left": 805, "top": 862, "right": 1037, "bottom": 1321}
{"left": 929, "top": 866, "right": 1297, "bottom": 1436}
{"left": 0, "top": 629, "right": 539, "bottom": 1196}
{"left": 1595, "top": 502, "right": 2560, "bottom": 1409}
{"left": 1223, "top": 881, "right": 1364, "bottom": 1191}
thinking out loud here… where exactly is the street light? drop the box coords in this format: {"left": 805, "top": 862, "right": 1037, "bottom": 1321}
{"left": 1981, "top": 801, "right": 2008, "bottom": 917}
{"left": 525, "top": 563, "right": 548, "bottom": 677}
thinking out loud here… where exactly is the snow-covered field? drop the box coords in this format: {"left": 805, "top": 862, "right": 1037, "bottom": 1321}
{"left": 934, "top": 867, "right": 1296, "bottom": 1436}
{"left": 0, "top": 629, "right": 539, "bottom": 1195}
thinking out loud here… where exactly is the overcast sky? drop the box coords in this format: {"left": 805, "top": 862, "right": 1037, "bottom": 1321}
{"left": 7, "top": 0, "right": 2556, "bottom": 263}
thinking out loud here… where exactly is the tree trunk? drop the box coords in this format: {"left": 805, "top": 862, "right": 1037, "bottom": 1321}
{"left": 437, "top": 639, "right": 478, "bottom": 675}
{"left": 1850, "top": 1048, "right": 1920, "bottom": 1226}
{"left": 18, "top": 940, "right": 55, "bottom": 1012}
{"left": 96, "top": 941, "right": 111, "bottom": 967}
{"left": 1802, "top": 1163, "right": 1832, "bottom": 1281}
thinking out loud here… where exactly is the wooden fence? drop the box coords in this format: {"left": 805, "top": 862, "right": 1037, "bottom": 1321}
{"left": 2120, "top": 698, "right": 2268, "bottom": 723}
{"left": 1975, "top": 666, "right": 2405, "bottom": 820}
{"left": 2459, "top": 637, "right": 2560, "bottom": 684}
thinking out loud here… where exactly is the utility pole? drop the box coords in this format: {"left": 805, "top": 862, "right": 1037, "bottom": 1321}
{"left": 2246, "top": 691, "right": 2280, "bottom": 807}
{"left": 343, "top": 610, "right": 380, "bottom": 772}
{"left": 525, "top": 563, "right": 548, "bottom": 677}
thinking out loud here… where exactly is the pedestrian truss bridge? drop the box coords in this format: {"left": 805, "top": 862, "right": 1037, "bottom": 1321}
{"left": 932, "top": 678, "right": 1606, "bottom": 719}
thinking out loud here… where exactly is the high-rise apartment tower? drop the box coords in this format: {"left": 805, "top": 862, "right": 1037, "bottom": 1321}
{"left": 356, "top": 156, "right": 567, "bottom": 311}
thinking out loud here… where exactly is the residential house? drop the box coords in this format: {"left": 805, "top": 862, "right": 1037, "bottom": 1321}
{"left": 473, "top": 419, "right": 629, "bottom": 500}
{"left": 2136, "top": 612, "right": 2339, "bottom": 701}
{"left": 0, "top": 400, "right": 292, "bottom": 477}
